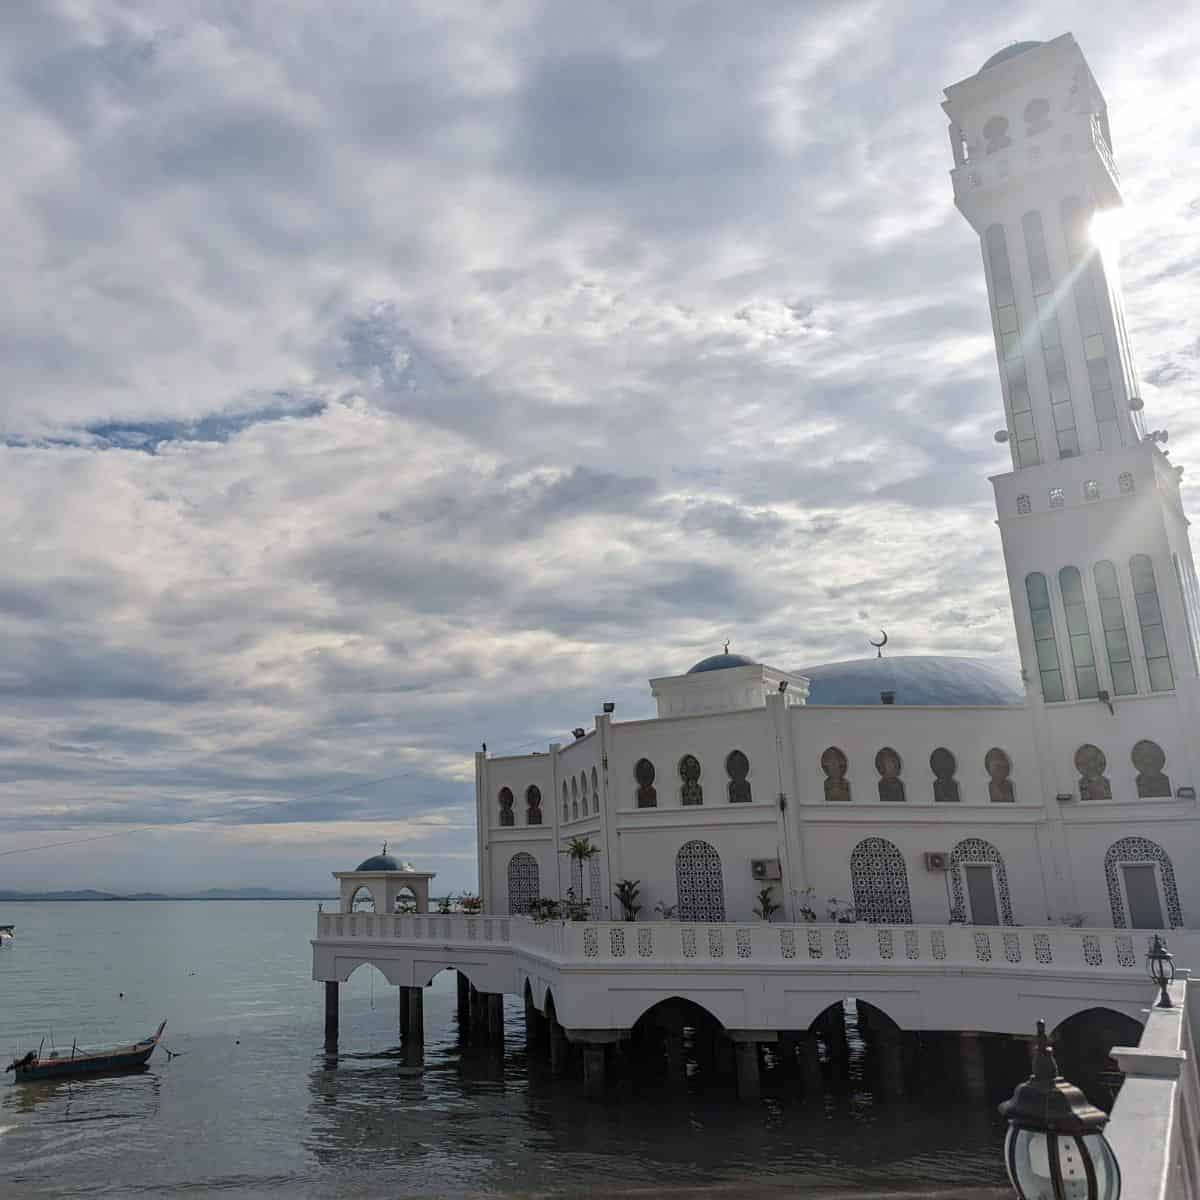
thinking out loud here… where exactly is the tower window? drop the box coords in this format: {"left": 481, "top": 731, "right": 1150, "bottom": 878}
{"left": 986, "top": 224, "right": 1039, "bottom": 468}
{"left": 1024, "top": 98, "right": 1052, "bottom": 137}
{"left": 982, "top": 115, "right": 1011, "bottom": 154}
{"left": 1059, "top": 566, "right": 1100, "bottom": 699}
{"left": 1084, "top": 480, "right": 1101, "bottom": 501}
{"left": 1130, "top": 554, "right": 1175, "bottom": 691}
{"left": 1016, "top": 493, "right": 1031, "bottom": 515}
{"left": 1049, "top": 487, "right": 1065, "bottom": 508}
{"left": 1119, "top": 472, "right": 1135, "bottom": 494}
{"left": 1094, "top": 561, "right": 1137, "bottom": 696}
{"left": 1026, "top": 572, "right": 1066, "bottom": 702}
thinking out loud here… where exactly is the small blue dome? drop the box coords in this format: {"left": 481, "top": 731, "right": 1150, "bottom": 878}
{"left": 980, "top": 41, "right": 1043, "bottom": 72}
{"left": 687, "top": 653, "right": 759, "bottom": 674}
{"left": 356, "top": 853, "right": 402, "bottom": 872}
{"left": 800, "top": 656, "right": 1023, "bottom": 707}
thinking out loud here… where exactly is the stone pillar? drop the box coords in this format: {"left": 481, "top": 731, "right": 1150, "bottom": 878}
{"left": 733, "top": 1040, "right": 761, "bottom": 1100}
{"left": 960, "top": 1032, "right": 988, "bottom": 1101}
{"left": 399, "top": 986, "right": 410, "bottom": 1039}
{"left": 324, "top": 980, "right": 339, "bottom": 1048}
{"left": 583, "top": 1045, "right": 607, "bottom": 1098}
{"left": 798, "top": 1032, "right": 824, "bottom": 1100}
{"left": 486, "top": 993, "right": 504, "bottom": 1043}
{"left": 407, "top": 987, "right": 424, "bottom": 1042}
{"left": 524, "top": 988, "right": 538, "bottom": 1045}
{"left": 457, "top": 971, "right": 471, "bottom": 1034}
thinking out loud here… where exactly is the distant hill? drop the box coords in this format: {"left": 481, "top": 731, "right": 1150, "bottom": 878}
{"left": 0, "top": 888, "right": 336, "bottom": 901}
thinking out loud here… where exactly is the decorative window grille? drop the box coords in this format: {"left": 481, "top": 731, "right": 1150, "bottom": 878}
{"left": 1059, "top": 566, "right": 1100, "bottom": 698}
{"left": 507, "top": 852, "right": 539, "bottom": 916}
{"left": 1094, "top": 561, "right": 1137, "bottom": 695}
{"left": 1084, "top": 479, "right": 1101, "bottom": 501}
{"left": 1119, "top": 471, "right": 1135, "bottom": 494}
{"left": 1026, "top": 572, "right": 1066, "bottom": 701}
{"left": 1016, "top": 493, "right": 1032, "bottom": 515}
{"left": 849, "top": 836, "right": 912, "bottom": 924}
{"left": 1130, "top": 554, "right": 1175, "bottom": 691}
{"left": 1104, "top": 837, "right": 1182, "bottom": 929}
{"left": 675, "top": 839, "right": 725, "bottom": 922}
{"left": 948, "top": 838, "right": 1014, "bottom": 925}
{"left": 1049, "top": 487, "right": 1065, "bottom": 508}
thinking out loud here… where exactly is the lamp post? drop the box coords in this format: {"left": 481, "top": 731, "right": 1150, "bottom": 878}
{"left": 1147, "top": 934, "right": 1175, "bottom": 1009}
{"left": 999, "top": 1020, "right": 1120, "bottom": 1200}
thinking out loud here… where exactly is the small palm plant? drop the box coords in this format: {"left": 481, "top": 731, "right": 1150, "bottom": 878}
{"left": 614, "top": 879, "right": 642, "bottom": 922}
{"left": 559, "top": 836, "right": 600, "bottom": 914}
{"left": 753, "top": 885, "right": 782, "bottom": 922}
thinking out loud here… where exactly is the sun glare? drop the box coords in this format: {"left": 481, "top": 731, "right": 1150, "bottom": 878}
{"left": 1089, "top": 207, "right": 1127, "bottom": 273}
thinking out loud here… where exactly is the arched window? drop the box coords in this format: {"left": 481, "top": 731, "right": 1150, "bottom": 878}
{"left": 507, "top": 852, "right": 539, "bottom": 916}
{"left": 849, "top": 837, "right": 912, "bottom": 924}
{"left": 1026, "top": 572, "right": 1065, "bottom": 701}
{"left": 526, "top": 785, "right": 542, "bottom": 825}
{"left": 982, "top": 114, "right": 1010, "bottom": 154}
{"left": 1059, "top": 566, "right": 1099, "bottom": 698}
{"left": 634, "top": 758, "right": 657, "bottom": 808}
{"left": 497, "top": 786, "right": 515, "bottom": 827}
{"left": 1104, "top": 837, "right": 1181, "bottom": 929}
{"left": 679, "top": 755, "right": 703, "bottom": 806}
{"left": 1024, "top": 98, "right": 1051, "bottom": 136}
{"left": 1075, "top": 744, "right": 1111, "bottom": 801}
{"left": 820, "top": 747, "right": 850, "bottom": 802}
{"left": 986, "top": 223, "right": 1038, "bottom": 467}
{"left": 571, "top": 777, "right": 579, "bottom": 820}
{"left": 985, "top": 747, "right": 1015, "bottom": 803}
{"left": 675, "top": 839, "right": 724, "bottom": 922}
{"left": 874, "top": 747, "right": 905, "bottom": 802}
{"left": 1130, "top": 555, "right": 1174, "bottom": 691}
{"left": 591, "top": 767, "right": 599, "bottom": 815}
{"left": 394, "top": 886, "right": 417, "bottom": 914}
{"left": 350, "top": 885, "right": 375, "bottom": 913}
{"left": 930, "top": 748, "right": 959, "bottom": 802}
{"left": 562, "top": 782, "right": 569, "bottom": 822}
{"left": 1094, "top": 561, "right": 1136, "bottom": 695}
{"left": 1023, "top": 210, "right": 1078, "bottom": 458}
{"left": 949, "top": 838, "right": 1013, "bottom": 925}
{"left": 726, "top": 750, "right": 751, "bottom": 803}
{"left": 1131, "top": 740, "right": 1171, "bottom": 798}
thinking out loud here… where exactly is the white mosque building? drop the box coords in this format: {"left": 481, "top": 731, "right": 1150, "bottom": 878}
{"left": 473, "top": 33, "right": 1200, "bottom": 940}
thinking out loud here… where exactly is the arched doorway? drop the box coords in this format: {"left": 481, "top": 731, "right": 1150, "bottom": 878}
{"left": 507, "top": 851, "right": 539, "bottom": 916}
{"left": 675, "top": 840, "right": 725, "bottom": 922}
{"left": 949, "top": 838, "right": 1013, "bottom": 925}
{"left": 849, "top": 837, "right": 912, "bottom": 924}
{"left": 349, "top": 885, "right": 376, "bottom": 913}
{"left": 628, "top": 996, "right": 726, "bottom": 1087}
{"left": 1052, "top": 1007, "right": 1144, "bottom": 1108}
{"left": 1104, "top": 836, "right": 1181, "bottom": 928}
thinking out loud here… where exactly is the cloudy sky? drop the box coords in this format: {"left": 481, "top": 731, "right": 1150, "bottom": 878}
{"left": 1, "top": 2, "right": 1197, "bottom": 893}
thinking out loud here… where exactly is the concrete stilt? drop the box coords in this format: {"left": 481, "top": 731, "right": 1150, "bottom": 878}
{"left": 456, "top": 971, "right": 471, "bottom": 1033}
{"left": 524, "top": 989, "right": 537, "bottom": 1044}
{"left": 399, "top": 986, "right": 410, "bottom": 1039}
{"left": 713, "top": 1033, "right": 736, "bottom": 1080}
{"left": 469, "top": 985, "right": 484, "bottom": 1040}
{"left": 733, "top": 1039, "right": 761, "bottom": 1100}
{"left": 485, "top": 993, "right": 504, "bottom": 1043}
{"left": 663, "top": 1031, "right": 687, "bottom": 1085}
{"left": 798, "top": 1032, "right": 824, "bottom": 1100}
{"left": 960, "top": 1032, "right": 988, "bottom": 1101}
{"left": 324, "top": 980, "right": 339, "bottom": 1048}
{"left": 877, "top": 1028, "right": 906, "bottom": 1100}
{"left": 407, "top": 986, "right": 424, "bottom": 1042}
{"left": 777, "top": 1033, "right": 799, "bottom": 1078}
{"left": 583, "top": 1045, "right": 607, "bottom": 1098}
{"left": 549, "top": 1019, "right": 569, "bottom": 1076}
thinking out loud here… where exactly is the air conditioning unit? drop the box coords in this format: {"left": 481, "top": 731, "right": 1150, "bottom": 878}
{"left": 924, "top": 851, "right": 950, "bottom": 872}
{"left": 751, "top": 858, "right": 782, "bottom": 881}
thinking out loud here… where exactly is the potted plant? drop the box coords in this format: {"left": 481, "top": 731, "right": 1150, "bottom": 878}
{"left": 562, "top": 886, "right": 589, "bottom": 922}
{"left": 614, "top": 879, "right": 642, "bottom": 922}
{"left": 460, "top": 894, "right": 483, "bottom": 915}
{"left": 653, "top": 899, "right": 679, "bottom": 920}
{"left": 559, "top": 836, "right": 600, "bottom": 913}
{"left": 753, "top": 885, "right": 781, "bottom": 922}
{"left": 529, "top": 897, "right": 561, "bottom": 922}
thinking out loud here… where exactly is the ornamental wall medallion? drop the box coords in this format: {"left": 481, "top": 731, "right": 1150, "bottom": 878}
{"left": 525, "top": 785, "right": 542, "bottom": 825}
{"left": 634, "top": 757, "right": 658, "bottom": 808}
{"left": 874, "top": 747, "right": 906, "bottom": 803}
{"left": 679, "top": 754, "right": 704, "bottom": 806}
{"left": 726, "top": 749, "right": 752, "bottom": 803}
{"left": 1075, "top": 743, "right": 1112, "bottom": 801}
{"left": 930, "top": 747, "right": 960, "bottom": 803}
{"left": 1131, "top": 740, "right": 1172, "bottom": 798}
{"left": 820, "top": 746, "right": 851, "bottom": 802}
{"left": 498, "top": 787, "right": 515, "bottom": 826}
{"left": 985, "top": 747, "right": 1015, "bottom": 803}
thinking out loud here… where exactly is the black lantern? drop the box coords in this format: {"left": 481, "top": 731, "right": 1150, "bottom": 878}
{"left": 1147, "top": 934, "right": 1175, "bottom": 1009}
{"left": 999, "top": 1020, "right": 1120, "bottom": 1200}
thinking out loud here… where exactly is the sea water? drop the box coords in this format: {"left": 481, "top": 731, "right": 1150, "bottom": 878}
{"left": 0, "top": 901, "right": 1008, "bottom": 1196}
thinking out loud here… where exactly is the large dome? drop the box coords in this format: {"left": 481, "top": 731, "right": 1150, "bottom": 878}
{"left": 687, "top": 653, "right": 759, "bottom": 674}
{"left": 799, "top": 656, "right": 1023, "bottom": 707}
{"left": 979, "top": 41, "right": 1043, "bottom": 72}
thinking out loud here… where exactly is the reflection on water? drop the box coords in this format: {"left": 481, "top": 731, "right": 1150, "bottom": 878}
{"left": 1, "top": 902, "right": 1010, "bottom": 1196}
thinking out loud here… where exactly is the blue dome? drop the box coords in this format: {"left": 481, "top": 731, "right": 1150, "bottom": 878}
{"left": 800, "top": 656, "right": 1023, "bottom": 707}
{"left": 355, "top": 853, "right": 403, "bottom": 872}
{"left": 980, "top": 41, "right": 1043, "bottom": 71}
{"left": 688, "top": 653, "right": 759, "bottom": 674}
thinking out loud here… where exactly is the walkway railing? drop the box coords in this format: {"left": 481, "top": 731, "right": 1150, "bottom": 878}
{"left": 1106, "top": 978, "right": 1200, "bottom": 1200}
{"left": 315, "top": 913, "right": 1197, "bottom": 975}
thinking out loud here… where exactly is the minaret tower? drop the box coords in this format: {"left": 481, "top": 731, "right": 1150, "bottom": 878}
{"left": 944, "top": 36, "right": 1200, "bottom": 772}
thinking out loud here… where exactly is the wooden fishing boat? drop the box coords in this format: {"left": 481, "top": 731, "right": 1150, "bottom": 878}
{"left": 5, "top": 1022, "right": 166, "bottom": 1082}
